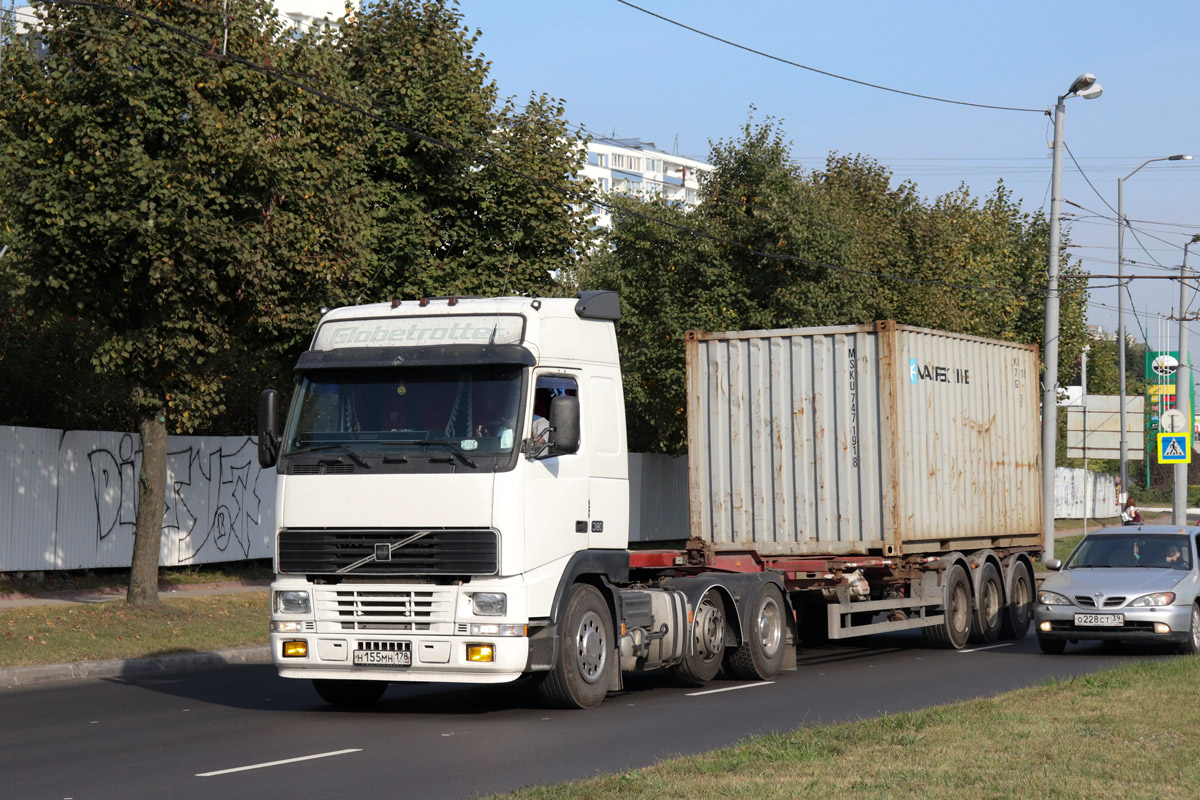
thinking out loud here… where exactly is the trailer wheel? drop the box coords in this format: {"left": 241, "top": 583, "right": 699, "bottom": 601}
{"left": 969, "top": 563, "right": 1003, "bottom": 644}
{"left": 923, "top": 564, "right": 971, "bottom": 649}
{"left": 311, "top": 679, "right": 388, "bottom": 708}
{"left": 1000, "top": 560, "right": 1034, "bottom": 639}
{"left": 725, "top": 582, "right": 786, "bottom": 680}
{"left": 536, "top": 584, "right": 614, "bottom": 709}
{"left": 672, "top": 589, "right": 727, "bottom": 684}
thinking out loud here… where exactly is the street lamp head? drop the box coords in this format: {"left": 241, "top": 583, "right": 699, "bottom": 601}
{"left": 1169, "top": 154, "right": 1194, "bottom": 161}
{"left": 1065, "top": 72, "right": 1099, "bottom": 98}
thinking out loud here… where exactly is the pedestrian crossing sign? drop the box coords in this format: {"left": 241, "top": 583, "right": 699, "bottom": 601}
{"left": 1157, "top": 433, "right": 1192, "bottom": 464}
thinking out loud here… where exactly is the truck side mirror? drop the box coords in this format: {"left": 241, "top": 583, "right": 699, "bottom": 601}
{"left": 548, "top": 395, "right": 580, "bottom": 455}
{"left": 258, "top": 389, "right": 280, "bottom": 468}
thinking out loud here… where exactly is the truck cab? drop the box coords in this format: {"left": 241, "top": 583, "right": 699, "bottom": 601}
{"left": 260, "top": 292, "right": 630, "bottom": 706}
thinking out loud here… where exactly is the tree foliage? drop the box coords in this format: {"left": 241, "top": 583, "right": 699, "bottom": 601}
{"left": 580, "top": 117, "right": 1092, "bottom": 453}
{"left": 0, "top": 0, "right": 591, "bottom": 599}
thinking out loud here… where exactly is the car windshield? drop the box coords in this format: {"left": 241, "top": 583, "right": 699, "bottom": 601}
{"left": 282, "top": 364, "right": 523, "bottom": 458}
{"left": 1065, "top": 533, "right": 1192, "bottom": 570}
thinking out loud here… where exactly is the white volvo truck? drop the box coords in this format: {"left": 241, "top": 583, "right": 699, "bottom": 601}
{"left": 259, "top": 292, "right": 1042, "bottom": 709}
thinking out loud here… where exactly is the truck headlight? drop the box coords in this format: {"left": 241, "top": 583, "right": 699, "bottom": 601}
{"left": 472, "top": 592, "right": 507, "bottom": 616}
{"left": 274, "top": 590, "right": 312, "bottom": 615}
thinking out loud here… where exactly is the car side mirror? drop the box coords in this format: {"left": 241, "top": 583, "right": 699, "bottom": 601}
{"left": 1044, "top": 558, "right": 1062, "bottom": 571}
{"left": 548, "top": 395, "right": 580, "bottom": 455}
{"left": 258, "top": 389, "right": 280, "bottom": 468}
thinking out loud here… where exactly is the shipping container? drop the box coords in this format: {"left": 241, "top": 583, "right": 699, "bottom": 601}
{"left": 686, "top": 320, "right": 1042, "bottom": 557}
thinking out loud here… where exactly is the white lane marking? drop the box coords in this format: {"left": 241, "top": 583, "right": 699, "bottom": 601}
{"left": 957, "top": 643, "right": 1015, "bottom": 653}
{"left": 197, "top": 749, "right": 362, "bottom": 777}
{"left": 686, "top": 681, "right": 775, "bottom": 697}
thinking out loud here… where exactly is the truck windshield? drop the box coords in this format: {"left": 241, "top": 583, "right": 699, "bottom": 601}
{"left": 282, "top": 364, "right": 524, "bottom": 460}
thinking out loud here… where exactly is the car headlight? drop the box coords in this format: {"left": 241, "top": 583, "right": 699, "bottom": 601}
{"left": 1038, "top": 590, "right": 1072, "bottom": 605}
{"left": 274, "top": 589, "right": 312, "bottom": 615}
{"left": 472, "top": 592, "right": 507, "bottom": 616}
{"left": 1129, "top": 592, "right": 1176, "bottom": 607}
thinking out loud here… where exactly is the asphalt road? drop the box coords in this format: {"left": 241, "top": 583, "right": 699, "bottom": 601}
{"left": 0, "top": 629, "right": 1174, "bottom": 800}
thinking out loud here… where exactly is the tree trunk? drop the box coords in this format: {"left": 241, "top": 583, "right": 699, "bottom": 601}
{"left": 127, "top": 410, "right": 167, "bottom": 606}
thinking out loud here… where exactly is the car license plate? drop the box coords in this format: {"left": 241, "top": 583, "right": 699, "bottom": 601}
{"left": 353, "top": 649, "right": 411, "bottom": 667}
{"left": 1074, "top": 613, "right": 1124, "bottom": 627}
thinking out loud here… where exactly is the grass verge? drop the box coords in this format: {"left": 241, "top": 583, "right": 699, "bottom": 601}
{"left": 0, "top": 592, "right": 268, "bottom": 668}
{"left": 488, "top": 656, "right": 1200, "bottom": 799}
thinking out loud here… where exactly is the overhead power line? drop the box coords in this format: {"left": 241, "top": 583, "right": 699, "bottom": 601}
{"left": 613, "top": 0, "right": 1044, "bottom": 114}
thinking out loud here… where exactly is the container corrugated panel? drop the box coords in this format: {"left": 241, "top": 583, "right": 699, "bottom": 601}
{"left": 686, "top": 321, "right": 1041, "bottom": 557}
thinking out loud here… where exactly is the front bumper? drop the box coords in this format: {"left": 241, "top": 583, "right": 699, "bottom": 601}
{"left": 1035, "top": 603, "right": 1192, "bottom": 644}
{"left": 269, "top": 578, "right": 534, "bottom": 684}
{"left": 270, "top": 632, "right": 530, "bottom": 684}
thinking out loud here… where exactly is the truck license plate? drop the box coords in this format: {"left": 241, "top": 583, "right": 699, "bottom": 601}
{"left": 353, "top": 649, "right": 412, "bottom": 666}
{"left": 1074, "top": 613, "right": 1124, "bottom": 627}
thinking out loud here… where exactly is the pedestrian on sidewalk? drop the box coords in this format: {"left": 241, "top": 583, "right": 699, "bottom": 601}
{"left": 1122, "top": 496, "right": 1143, "bottom": 525}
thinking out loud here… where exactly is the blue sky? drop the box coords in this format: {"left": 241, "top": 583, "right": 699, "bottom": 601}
{"left": 456, "top": 0, "right": 1200, "bottom": 351}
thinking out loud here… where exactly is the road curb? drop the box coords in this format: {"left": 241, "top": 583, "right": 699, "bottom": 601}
{"left": 0, "top": 646, "right": 272, "bottom": 690}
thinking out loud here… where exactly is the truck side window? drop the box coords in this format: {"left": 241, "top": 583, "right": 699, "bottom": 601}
{"left": 532, "top": 375, "right": 578, "bottom": 456}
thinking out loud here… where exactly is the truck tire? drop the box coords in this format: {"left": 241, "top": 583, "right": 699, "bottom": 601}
{"left": 923, "top": 564, "right": 972, "bottom": 649}
{"left": 725, "top": 582, "right": 786, "bottom": 680}
{"left": 969, "top": 563, "right": 1003, "bottom": 644}
{"left": 671, "top": 588, "right": 727, "bottom": 684}
{"left": 1000, "top": 560, "right": 1034, "bottom": 639}
{"left": 536, "top": 584, "right": 614, "bottom": 709}
{"left": 311, "top": 679, "right": 388, "bottom": 708}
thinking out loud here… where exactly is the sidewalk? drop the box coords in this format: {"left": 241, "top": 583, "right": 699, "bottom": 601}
{"left": 0, "top": 580, "right": 272, "bottom": 691}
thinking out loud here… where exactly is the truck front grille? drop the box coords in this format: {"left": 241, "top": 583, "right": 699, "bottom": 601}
{"left": 278, "top": 528, "right": 498, "bottom": 576}
{"left": 315, "top": 587, "right": 454, "bottom": 632}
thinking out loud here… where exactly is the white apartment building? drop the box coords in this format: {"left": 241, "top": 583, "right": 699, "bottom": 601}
{"left": 9, "top": 0, "right": 348, "bottom": 37}
{"left": 580, "top": 137, "right": 712, "bottom": 228}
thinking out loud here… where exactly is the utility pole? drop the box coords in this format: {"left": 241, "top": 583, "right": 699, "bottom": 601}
{"left": 1043, "top": 73, "right": 1102, "bottom": 561}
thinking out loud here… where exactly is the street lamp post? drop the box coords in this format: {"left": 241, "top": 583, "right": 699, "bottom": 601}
{"left": 1117, "top": 154, "right": 1193, "bottom": 503}
{"left": 1044, "top": 73, "right": 1102, "bottom": 561}
{"left": 1173, "top": 233, "right": 1200, "bottom": 524}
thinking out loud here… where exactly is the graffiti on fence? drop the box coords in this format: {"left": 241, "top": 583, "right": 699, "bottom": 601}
{"left": 88, "top": 435, "right": 266, "bottom": 562}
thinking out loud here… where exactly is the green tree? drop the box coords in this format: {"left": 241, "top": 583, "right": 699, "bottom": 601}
{"left": 0, "top": 0, "right": 371, "bottom": 602}
{"left": 340, "top": 0, "right": 592, "bottom": 301}
{"left": 580, "top": 117, "right": 1091, "bottom": 453}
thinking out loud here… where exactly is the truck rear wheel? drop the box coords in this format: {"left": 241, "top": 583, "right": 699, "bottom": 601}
{"left": 923, "top": 564, "right": 972, "bottom": 649}
{"left": 671, "top": 589, "right": 727, "bottom": 684}
{"left": 536, "top": 584, "right": 614, "bottom": 709}
{"left": 311, "top": 679, "right": 388, "bottom": 708}
{"left": 1000, "top": 560, "right": 1034, "bottom": 639}
{"left": 725, "top": 582, "right": 786, "bottom": 680}
{"left": 969, "top": 563, "right": 1003, "bottom": 644}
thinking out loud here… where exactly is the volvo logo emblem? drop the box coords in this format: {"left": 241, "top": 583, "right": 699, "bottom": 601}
{"left": 375, "top": 543, "right": 392, "bottom": 562}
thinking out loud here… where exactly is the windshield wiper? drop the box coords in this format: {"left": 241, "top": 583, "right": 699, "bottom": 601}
{"left": 408, "top": 439, "right": 478, "bottom": 468}
{"left": 293, "top": 443, "right": 370, "bottom": 469}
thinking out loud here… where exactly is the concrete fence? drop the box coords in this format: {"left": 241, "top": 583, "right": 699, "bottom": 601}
{"left": 1, "top": 426, "right": 274, "bottom": 572}
{"left": 2, "top": 425, "right": 1115, "bottom": 573}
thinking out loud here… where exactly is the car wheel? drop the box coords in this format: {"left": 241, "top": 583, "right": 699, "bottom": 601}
{"left": 1179, "top": 604, "right": 1200, "bottom": 655}
{"left": 1037, "top": 635, "right": 1066, "bottom": 655}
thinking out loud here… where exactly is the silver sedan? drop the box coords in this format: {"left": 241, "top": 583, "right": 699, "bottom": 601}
{"left": 1035, "top": 526, "right": 1200, "bottom": 654}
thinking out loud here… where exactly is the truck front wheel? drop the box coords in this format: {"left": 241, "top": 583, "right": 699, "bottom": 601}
{"left": 725, "top": 582, "right": 786, "bottom": 680}
{"left": 671, "top": 589, "right": 727, "bottom": 684}
{"left": 536, "top": 584, "right": 614, "bottom": 709}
